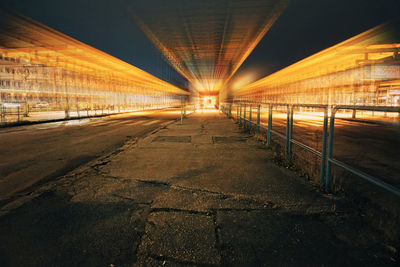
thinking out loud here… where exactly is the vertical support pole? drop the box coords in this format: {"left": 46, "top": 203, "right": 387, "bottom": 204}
{"left": 285, "top": 105, "right": 290, "bottom": 154}
{"left": 180, "top": 96, "right": 183, "bottom": 125}
{"left": 228, "top": 104, "right": 231, "bottom": 119}
{"left": 288, "top": 106, "right": 294, "bottom": 154}
{"left": 325, "top": 108, "right": 337, "bottom": 193}
{"left": 236, "top": 104, "right": 239, "bottom": 120}
{"left": 320, "top": 107, "right": 328, "bottom": 188}
{"left": 249, "top": 105, "right": 252, "bottom": 131}
{"left": 256, "top": 105, "right": 260, "bottom": 134}
{"left": 243, "top": 104, "right": 246, "bottom": 128}
{"left": 17, "top": 106, "right": 20, "bottom": 122}
{"left": 65, "top": 103, "right": 70, "bottom": 118}
{"left": 267, "top": 105, "right": 272, "bottom": 147}
{"left": 239, "top": 104, "right": 242, "bottom": 125}
{"left": 23, "top": 102, "right": 29, "bottom": 117}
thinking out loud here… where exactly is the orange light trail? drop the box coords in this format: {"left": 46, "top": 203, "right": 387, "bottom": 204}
{"left": 130, "top": 0, "right": 288, "bottom": 95}
{"left": 234, "top": 22, "right": 400, "bottom": 107}
{"left": 0, "top": 12, "right": 188, "bottom": 117}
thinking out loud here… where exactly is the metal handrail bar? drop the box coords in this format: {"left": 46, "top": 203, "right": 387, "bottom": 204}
{"left": 328, "top": 158, "right": 400, "bottom": 197}
{"left": 221, "top": 102, "right": 400, "bottom": 195}
{"left": 232, "top": 102, "right": 400, "bottom": 113}
{"left": 270, "top": 129, "right": 286, "bottom": 139}
{"left": 324, "top": 106, "right": 400, "bottom": 196}
{"left": 291, "top": 139, "right": 323, "bottom": 157}
{"left": 334, "top": 105, "right": 400, "bottom": 112}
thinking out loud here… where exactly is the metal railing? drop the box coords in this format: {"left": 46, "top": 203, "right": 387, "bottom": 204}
{"left": 221, "top": 102, "right": 400, "bottom": 197}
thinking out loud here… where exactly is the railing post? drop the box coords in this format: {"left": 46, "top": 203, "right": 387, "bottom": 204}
{"left": 239, "top": 104, "right": 242, "bottom": 125}
{"left": 23, "top": 103, "right": 29, "bottom": 117}
{"left": 256, "top": 105, "right": 260, "bottom": 134}
{"left": 243, "top": 104, "right": 246, "bottom": 128}
{"left": 228, "top": 104, "right": 231, "bottom": 119}
{"left": 320, "top": 107, "right": 329, "bottom": 188}
{"left": 249, "top": 105, "right": 252, "bottom": 131}
{"left": 267, "top": 105, "right": 272, "bottom": 147}
{"left": 17, "top": 106, "right": 20, "bottom": 122}
{"left": 325, "top": 108, "right": 337, "bottom": 192}
{"left": 285, "top": 105, "right": 290, "bottom": 154}
{"left": 288, "top": 106, "right": 294, "bottom": 154}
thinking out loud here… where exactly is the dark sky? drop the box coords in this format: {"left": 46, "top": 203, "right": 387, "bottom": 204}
{"left": 235, "top": 0, "right": 400, "bottom": 83}
{"left": 3, "top": 0, "right": 400, "bottom": 88}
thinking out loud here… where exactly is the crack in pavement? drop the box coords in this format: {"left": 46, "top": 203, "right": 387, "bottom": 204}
{"left": 149, "top": 253, "right": 219, "bottom": 267}
{"left": 111, "top": 194, "right": 153, "bottom": 205}
{"left": 150, "top": 208, "right": 212, "bottom": 216}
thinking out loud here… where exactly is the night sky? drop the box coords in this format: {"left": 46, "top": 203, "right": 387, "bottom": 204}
{"left": 2, "top": 0, "right": 400, "bottom": 89}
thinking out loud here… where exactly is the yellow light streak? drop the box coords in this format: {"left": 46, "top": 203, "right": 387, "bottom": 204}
{"left": 0, "top": 12, "right": 189, "bottom": 96}
{"left": 234, "top": 22, "right": 400, "bottom": 107}
{"left": 130, "top": 0, "right": 288, "bottom": 94}
{"left": 0, "top": 12, "right": 189, "bottom": 118}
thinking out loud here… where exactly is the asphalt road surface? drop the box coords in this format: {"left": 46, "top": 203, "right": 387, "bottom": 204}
{"left": 0, "top": 108, "right": 183, "bottom": 203}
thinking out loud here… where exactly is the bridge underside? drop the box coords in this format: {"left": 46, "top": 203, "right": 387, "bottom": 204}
{"left": 130, "top": 0, "right": 288, "bottom": 95}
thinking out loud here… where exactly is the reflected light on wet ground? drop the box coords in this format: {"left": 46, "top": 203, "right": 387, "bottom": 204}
{"left": 197, "top": 109, "right": 220, "bottom": 114}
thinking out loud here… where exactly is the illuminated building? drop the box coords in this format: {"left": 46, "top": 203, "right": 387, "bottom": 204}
{"left": 0, "top": 12, "right": 188, "bottom": 120}
{"left": 231, "top": 22, "right": 400, "bottom": 107}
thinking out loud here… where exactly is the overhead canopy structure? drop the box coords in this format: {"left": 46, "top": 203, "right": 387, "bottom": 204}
{"left": 130, "top": 0, "right": 288, "bottom": 95}
{"left": 0, "top": 11, "right": 188, "bottom": 96}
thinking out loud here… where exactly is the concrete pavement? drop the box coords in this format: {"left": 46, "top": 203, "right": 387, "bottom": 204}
{"left": 0, "top": 110, "right": 397, "bottom": 266}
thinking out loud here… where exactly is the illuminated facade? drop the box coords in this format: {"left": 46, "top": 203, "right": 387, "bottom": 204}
{"left": 231, "top": 22, "right": 400, "bottom": 106}
{"left": 0, "top": 12, "right": 188, "bottom": 119}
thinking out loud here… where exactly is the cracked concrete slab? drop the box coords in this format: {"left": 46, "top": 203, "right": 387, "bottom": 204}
{"left": 216, "top": 209, "right": 350, "bottom": 266}
{"left": 151, "top": 186, "right": 268, "bottom": 212}
{"left": 137, "top": 211, "right": 220, "bottom": 266}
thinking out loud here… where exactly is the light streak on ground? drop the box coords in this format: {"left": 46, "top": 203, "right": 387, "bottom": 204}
{"left": 198, "top": 109, "right": 221, "bottom": 114}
